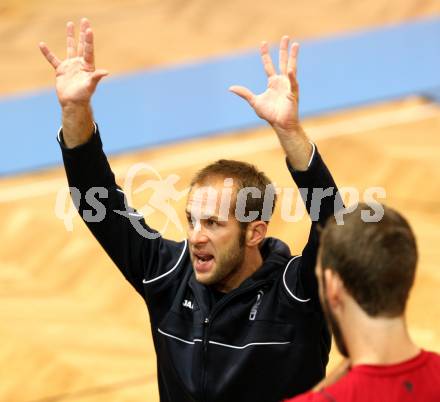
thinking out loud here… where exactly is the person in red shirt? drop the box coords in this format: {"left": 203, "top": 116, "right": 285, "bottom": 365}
{"left": 286, "top": 203, "right": 440, "bottom": 402}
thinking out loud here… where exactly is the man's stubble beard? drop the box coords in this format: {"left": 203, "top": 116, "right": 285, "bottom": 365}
{"left": 323, "top": 298, "right": 349, "bottom": 358}
{"left": 321, "top": 274, "right": 349, "bottom": 358}
{"left": 203, "top": 227, "right": 247, "bottom": 287}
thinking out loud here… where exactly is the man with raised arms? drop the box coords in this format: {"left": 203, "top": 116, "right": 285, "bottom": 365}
{"left": 40, "top": 19, "right": 342, "bottom": 401}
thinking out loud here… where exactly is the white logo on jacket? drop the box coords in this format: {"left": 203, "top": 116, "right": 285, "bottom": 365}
{"left": 183, "top": 299, "right": 194, "bottom": 310}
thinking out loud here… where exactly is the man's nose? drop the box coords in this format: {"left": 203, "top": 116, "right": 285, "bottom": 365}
{"left": 188, "top": 222, "right": 208, "bottom": 244}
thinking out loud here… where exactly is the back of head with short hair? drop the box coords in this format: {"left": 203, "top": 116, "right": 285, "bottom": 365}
{"left": 320, "top": 203, "right": 418, "bottom": 317}
{"left": 190, "top": 159, "right": 276, "bottom": 224}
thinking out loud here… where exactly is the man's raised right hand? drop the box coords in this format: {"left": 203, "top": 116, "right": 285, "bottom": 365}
{"left": 39, "top": 18, "right": 108, "bottom": 107}
{"left": 39, "top": 18, "right": 108, "bottom": 147}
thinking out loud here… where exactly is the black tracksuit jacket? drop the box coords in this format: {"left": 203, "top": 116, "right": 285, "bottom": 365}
{"left": 59, "top": 126, "right": 341, "bottom": 402}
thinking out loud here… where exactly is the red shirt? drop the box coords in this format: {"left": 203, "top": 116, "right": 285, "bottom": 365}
{"left": 286, "top": 350, "right": 440, "bottom": 402}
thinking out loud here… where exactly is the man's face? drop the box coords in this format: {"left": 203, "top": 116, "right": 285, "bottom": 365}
{"left": 316, "top": 253, "right": 349, "bottom": 357}
{"left": 186, "top": 178, "right": 246, "bottom": 287}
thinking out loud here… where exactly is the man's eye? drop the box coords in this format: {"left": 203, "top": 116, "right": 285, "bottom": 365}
{"left": 206, "top": 219, "right": 217, "bottom": 227}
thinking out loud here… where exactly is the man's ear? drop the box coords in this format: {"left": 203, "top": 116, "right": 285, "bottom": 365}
{"left": 323, "top": 268, "right": 343, "bottom": 309}
{"left": 245, "top": 221, "right": 268, "bottom": 247}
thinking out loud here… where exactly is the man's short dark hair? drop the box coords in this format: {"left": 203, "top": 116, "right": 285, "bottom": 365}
{"left": 320, "top": 203, "right": 418, "bottom": 317}
{"left": 190, "top": 159, "right": 276, "bottom": 224}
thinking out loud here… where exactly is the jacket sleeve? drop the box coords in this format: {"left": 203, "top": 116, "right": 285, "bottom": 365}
{"left": 58, "top": 124, "right": 187, "bottom": 298}
{"left": 284, "top": 144, "right": 343, "bottom": 300}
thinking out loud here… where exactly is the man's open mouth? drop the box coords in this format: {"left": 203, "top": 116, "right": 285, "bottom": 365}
{"left": 193, "top": 253, "right": 215, "bottom": 272}
{"left": 195, "top": 253, "right": 214, "bottom": 263}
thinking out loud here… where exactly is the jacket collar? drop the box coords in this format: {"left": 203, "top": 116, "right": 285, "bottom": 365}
{"left": 239, "top": 236, "right": 291, "bottom": 286}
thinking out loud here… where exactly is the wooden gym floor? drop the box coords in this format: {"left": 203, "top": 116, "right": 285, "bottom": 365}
{"left": 0, "top": 1, "right": 439, "bottom": 400}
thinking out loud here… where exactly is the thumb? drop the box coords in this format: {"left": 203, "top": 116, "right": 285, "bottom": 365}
{"left": 229, "top": 85, "right": 255, "bottom": 106}
{"left": 92, "top": 69, "right": 109, "bottom": 82}
{"left": 89, "top": 69, "right": 109, "bottom": 91}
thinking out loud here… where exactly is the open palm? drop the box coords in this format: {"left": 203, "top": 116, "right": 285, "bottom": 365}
{"left": 39, "top": 18, "right": 108, "bottom": 107}
{"left": 230, "top": 36, "right": 300, "bottom": 132}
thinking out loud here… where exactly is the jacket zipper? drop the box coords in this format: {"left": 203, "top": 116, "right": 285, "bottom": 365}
{"left": 202, "top": 316, "right": 209, "bottom": 402}
{"left": 201, "top": 279, "right": 271, "bottom": 401}
{"left": 249, "top": 290, "right": 264, "bottom": 320}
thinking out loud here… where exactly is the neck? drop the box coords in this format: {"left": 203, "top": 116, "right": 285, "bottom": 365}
{"left": 340, "top": 304, "right": 420, "bottom": 366}
{"left": 215, "top": 248, "right": 263, "bottom": 293}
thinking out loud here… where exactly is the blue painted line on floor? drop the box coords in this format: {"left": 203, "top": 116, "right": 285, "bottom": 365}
{"left": 1, "top": 16, "right": 439, "bottom": 175}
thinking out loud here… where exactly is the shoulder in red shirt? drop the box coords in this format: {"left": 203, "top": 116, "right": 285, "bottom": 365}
{"left": 285, "top": 350, "right": 440, "bottom": 402}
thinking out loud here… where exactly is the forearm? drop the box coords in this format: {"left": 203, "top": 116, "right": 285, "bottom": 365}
{"left": 288, "top": 146, "right": 341, "bottom": 224}
{"left": 61, "top": 103, "right": 95, "bottom": 148}
{"left": 59, "top": 125, "right": 116, "bottom": 194}
{"left": 58, "top": 125, "right": 178, "bottom": 298}
{"left": 273, "top": 124, "right": 313, "bottom": 171}
{"left": 288, "top": 146, "right": 342, "bottom": 296}
{"left": 59, "top": 126, "right": 156, "bottom": 297}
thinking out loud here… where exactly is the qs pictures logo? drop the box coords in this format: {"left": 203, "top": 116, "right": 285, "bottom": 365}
{"left": 54, "top": 163, "right": 189, "bottom": 239}
{"left": 116, "top": 163, "right": 189, "bottom": 239}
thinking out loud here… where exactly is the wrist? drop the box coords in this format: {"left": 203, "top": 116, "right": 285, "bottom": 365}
{"left": 61, "top": 101, "right": 92, "bottom": 113}
{"left": 272, "top": 123, "right": 313, "bottom": 171}
{"left": 61, "top": 103, "right": 95, "bottom": 148}
{"left": 271, "top": 121, "right": 304, "bottom": 138}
